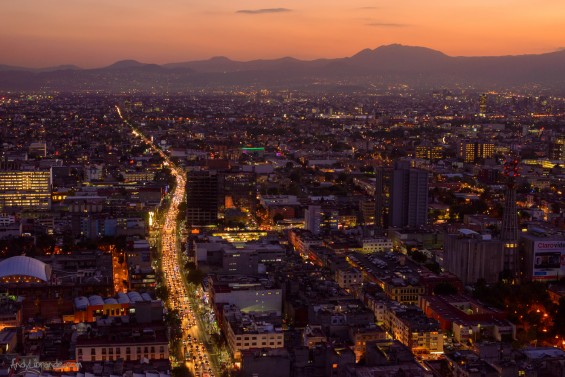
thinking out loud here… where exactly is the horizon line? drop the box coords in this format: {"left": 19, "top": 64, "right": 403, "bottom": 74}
{"left": 2, "top": 44, "right": 564, "bottom": 71}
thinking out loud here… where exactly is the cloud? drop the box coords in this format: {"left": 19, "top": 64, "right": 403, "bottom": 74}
{"left": 236, "top": 8, "right": 291, "bottom": 15}
{"left": 366, "top": 22, "right": 409, "bottom": 27}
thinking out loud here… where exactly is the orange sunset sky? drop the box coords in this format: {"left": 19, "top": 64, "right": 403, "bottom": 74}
{"left": 1, "top": 0, "right": 564, "bottom": 68}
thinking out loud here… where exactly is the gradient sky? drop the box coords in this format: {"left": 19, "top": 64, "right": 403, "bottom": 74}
{"left": 1, "top": 0, "right": 564, "bottom": 68}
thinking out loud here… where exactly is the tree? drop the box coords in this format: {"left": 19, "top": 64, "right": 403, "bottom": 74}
{"left": 176, "top": 201, "right": 187, "bottom": 223}
{"left": 62, "top": 234, "right": 75, "bottom": 253}
{"left": 336, "top": 172, "right": 349, "bottom": 183}
{"left": 155, "top": 285, "right": 169, "bottom": 301}
{"left": 35, "top": 234, "right": 56, "bottom": 255}
{"left": 172, "top": 365, "right": 192, "bottom": 377}
{"left": 273, "top": 213, "right": 284, "bottom": 223}
{"left": 552, "top": 297, "right": 565, "bottom": 336}
{"left": 425, "top": 261, "right": 441, "bottom": 274}
{"left": 187, "top": 268, "right": 205, "bottom": 285}
{"left": 289, "top": 169, "right": 302, "bottom": 183}
{"left": 410, "top": 250, "right": 427, "bottom": 263}
{"left": 165, "top": 309, "right": 183, "bottom": 341}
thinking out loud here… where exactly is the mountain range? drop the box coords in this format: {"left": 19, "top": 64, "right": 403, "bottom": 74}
{"left": 1, "top": 44, "right": 565, "bottom": 92}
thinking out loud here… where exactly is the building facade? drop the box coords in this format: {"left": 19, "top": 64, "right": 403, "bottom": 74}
{"left": 389, "top": 161, "right": 429, "bottom": 228}
{"left": 0, "top": 169, "right": 51, "bottom": 210}
{"left": 443, "top": 230, "right": 505, "bottom": 284}
{"left": 186, "top": 170, "right": 222, "bottom": 227}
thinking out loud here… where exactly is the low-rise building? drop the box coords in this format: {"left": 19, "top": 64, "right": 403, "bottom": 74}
{"left": 0, "top": 295, "right": 22, "bottom": 329}
{"left": 335, "top": 267, "right": 362, "bottom": 289}
{"left": 349, "top": 326, "right": 387, "bottom": 362}
{"left": 210, "top": 275, "right": 282, "bottom": 315}
{"left": 342, "top": 339, "right": 430, "bottom": 377}
{"left": 309, "top": 301, "right": 375, "bottom": 340}
{"left": 73, "top": 292, "right": 162, "bottom": 323}
{"left": 222, "top": 305, "right": 284, "bottom": 361}
{"left": 384, "top": 304, "right": 443, "bottom": 357}
{"left": 75, "top": 321, "right": 168, "bottom": 362}
{"left": 443, "top": 229, "right": 505, "bottom": 284}
{"left": 360, "top": 238, "right": 393, "bottom": 253}
{"left": 419, "top": 294, "right": 515, "bottom": 343}
{"left": 445, "top": 350, "right": 499, "bottom": 377}
{"left": 347, "top": 252, "right": 425, "bottom": 305}
{"left": 520, "top": 228, "right": 565, "bottom": 282}
{"left": 241, "top": 348, "right": 291, "bottom": 377}
{"left": 288, "top": 229, "right": 323, "bottom": 256}
{"left": 0, "top": 327, "right": 18, "bottom": 354}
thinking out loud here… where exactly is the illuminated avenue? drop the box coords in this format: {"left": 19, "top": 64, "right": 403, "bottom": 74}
{"left": 118, "top": 106, "right": 218, "bottom": 377}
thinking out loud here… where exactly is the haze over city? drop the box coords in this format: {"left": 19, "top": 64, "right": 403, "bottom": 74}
{"left": 1, "top": 0, "right": 565, "bottom": 68}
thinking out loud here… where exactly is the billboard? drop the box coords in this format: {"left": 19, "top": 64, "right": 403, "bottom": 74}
{"left": 532, "top": 241, "right": 565, "bottom": 280}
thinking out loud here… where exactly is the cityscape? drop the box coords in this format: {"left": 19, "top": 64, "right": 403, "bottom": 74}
{"left": 1, "top": 2, "right": 565, "bottom": 377}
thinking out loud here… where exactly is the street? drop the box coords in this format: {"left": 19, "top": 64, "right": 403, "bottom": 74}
{"left": 117, "top": 106, "right": 218, "bottom": 377}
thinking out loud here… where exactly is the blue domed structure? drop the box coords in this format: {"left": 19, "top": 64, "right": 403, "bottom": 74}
{"left": 0, "top": 255, "right": 52, "bottom": 283}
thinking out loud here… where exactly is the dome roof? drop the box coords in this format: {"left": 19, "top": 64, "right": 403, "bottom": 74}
{"left": 0, "top": 256, "right": 52, "bottom": 282}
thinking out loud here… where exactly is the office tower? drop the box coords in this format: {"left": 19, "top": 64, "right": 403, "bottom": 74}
{"left": 458, "top": 141, "right": 495, "bottom": 163}
{"left": 548, "top": 136, "right": 565, "bottom": 161}
{"left": 500, "top": 158, "right": 520, "bottom": 279}
{"left": 304, "top": 205, "right": 322, "bottom": 235}
{"left": 0, "top": 166, "right": 51, "bottom": 210}
{"left": 479, "top": 93, "right": 487, "bottom": 116}
{"left": 415, "top": 145, "right": 444, "bottom": 161}
{"left": 376, "top": 161, "right": 431, "bottom": 230}
{"left": 389, "top": 161, "right": 429, "bottom": 228}
{"left": 375, "top": 167, "right": 393, "bottom": 232}
{"left": 186, "top": 170, "right": 222, "bottom": 227}
{"left": 28, "top": 142, "right": 47, "bottom": 158}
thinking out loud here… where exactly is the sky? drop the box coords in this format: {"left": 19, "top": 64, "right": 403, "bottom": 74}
{"left": 1, "top": 0, "right": 564, "bottom": 68}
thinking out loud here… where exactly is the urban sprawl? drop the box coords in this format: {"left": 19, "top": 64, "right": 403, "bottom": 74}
{"left": 0, "top": 89, "right": 564, "bottom": 377}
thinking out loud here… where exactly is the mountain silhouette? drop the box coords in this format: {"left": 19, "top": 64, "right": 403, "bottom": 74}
{"left": 1, "top": 44, "right": 565, "bottom": 92}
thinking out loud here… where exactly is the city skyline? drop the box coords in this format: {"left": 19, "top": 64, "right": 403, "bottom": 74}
{"left": 1, "top": 0, "right": 564, "bottom": 68}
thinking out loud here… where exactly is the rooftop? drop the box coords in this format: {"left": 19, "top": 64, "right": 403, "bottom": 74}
{"left": 0, "top": 256, "right": 52, "bottom": 282}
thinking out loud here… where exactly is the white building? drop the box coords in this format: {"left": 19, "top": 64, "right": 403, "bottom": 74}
{"left": 361, "top": 238, "right": 393, "bottom": 253}
{"left": 304, "top": 205, "right": 321, "bottom": 235}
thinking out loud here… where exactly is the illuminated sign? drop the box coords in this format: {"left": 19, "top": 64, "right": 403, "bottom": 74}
{"left": 533, "top": 240, "right": 565, "bottom": 281}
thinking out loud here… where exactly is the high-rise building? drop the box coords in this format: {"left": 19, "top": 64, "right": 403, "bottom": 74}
{"left": 479, "top": 93, "right": 487, "bottom": 116}
{"left": 375, "top": 167, "right": 393, "bottom": 232}
{"left": 186, "top": 169, "right": 257, "bottom": 228}
{"left": 500, "top": 158, "right": 520, "bottom": 279}
{"left": 415, "top": 145, "right": 444, "bottom": 161}
{"left": 186, "top": 170, "right": 222, "bottom": 227}
{"left": 0, "top": 168, "right": 51, "bottom": 210}
{"left": 304, "top": 205, "right": 321, "bottom": 235}
{"left": 389, "top": 161, "right": 429, "bottom": 228}
{"left": 548, "top": 136, "right": 565, "bottom": 161}
{"left": 375, "top": 162, "right": 429, "bottom": 230}
{"left": 458, "top": 141, "right": 495, "bottom": 163}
